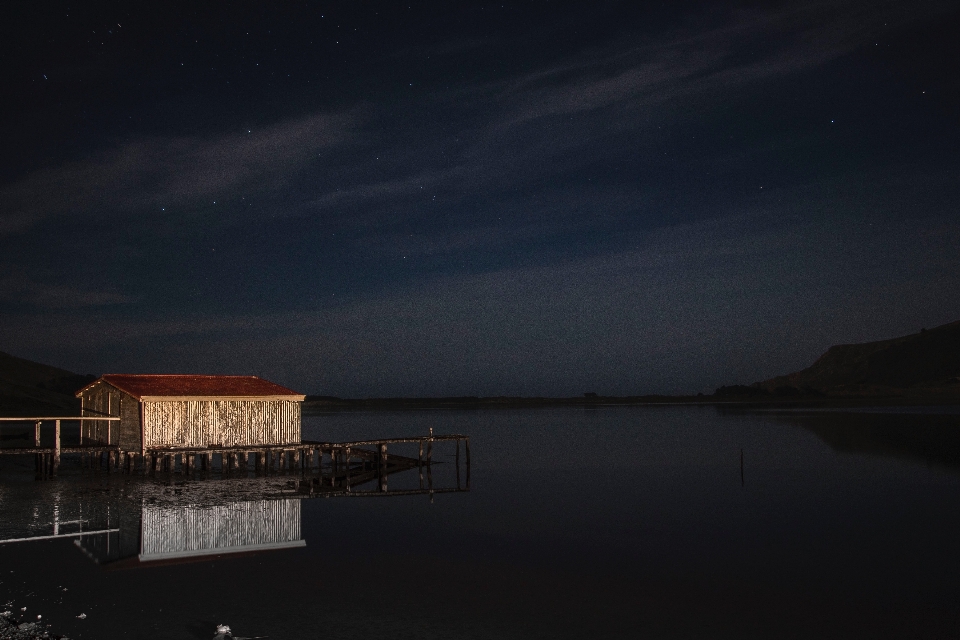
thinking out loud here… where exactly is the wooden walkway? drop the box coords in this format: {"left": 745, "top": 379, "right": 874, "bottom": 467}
{"left": 0, "top": 417, "right": 470, "bottom": 486}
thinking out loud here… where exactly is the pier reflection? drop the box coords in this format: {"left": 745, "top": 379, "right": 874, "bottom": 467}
{"left": 0, "top": 441, "right": 468, "bottom": 568}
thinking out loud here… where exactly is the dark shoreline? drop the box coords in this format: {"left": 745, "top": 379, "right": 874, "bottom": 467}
{"left": 302, "top": 394, "right": 960, "bottom": 412}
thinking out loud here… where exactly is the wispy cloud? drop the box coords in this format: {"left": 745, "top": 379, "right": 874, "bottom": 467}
{"left": 0, "top": 110, "right": 356, "bottom": 234}
{"left": 2, "top": 0, "right": 950, "bottom": 245}
{"left": 0, "top": 275, "right": 138, "bottom": 309}
{"left": 5, "top": 184, "right": 958, "bottom": 394}
{"left": 494, "top": 1, "right": 952, "bottom": 126}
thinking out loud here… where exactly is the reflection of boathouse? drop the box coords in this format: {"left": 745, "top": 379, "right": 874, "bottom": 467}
{"left": 76, "top": 375, "right": 305, "bottom": 453}
{"left": 75, "top": 497, "right": 305, "bottom": 567}
{"left": 140, "top": 499, "right": 304, "bottom": 561}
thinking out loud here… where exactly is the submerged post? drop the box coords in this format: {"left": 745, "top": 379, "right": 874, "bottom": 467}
{"left": 379, "top": 443, "right": 388, "bottom": 492}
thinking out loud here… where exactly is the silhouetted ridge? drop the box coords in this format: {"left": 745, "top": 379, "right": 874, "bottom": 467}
{"left": 755, "top": 320, "right": 960, "bottom": 397}
{"left": 0, "top": 350, "right": 91, "bottom": 415}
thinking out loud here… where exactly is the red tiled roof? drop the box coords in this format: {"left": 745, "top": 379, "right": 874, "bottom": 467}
{"left": 77, "top": 374, "right": 304, "bottom": 400}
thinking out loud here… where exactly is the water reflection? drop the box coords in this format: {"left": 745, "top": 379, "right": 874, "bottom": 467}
{"left": 719, "top": 405, "right": 960, "bottom": 471}
{"left": 75, "top": 498, "right": 305, "bottom": 567}
{"left": 0, "top": 443, "right": 467, "bottom": 569}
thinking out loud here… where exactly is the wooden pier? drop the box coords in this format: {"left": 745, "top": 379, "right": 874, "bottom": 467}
{"left": 0, "top": 417, "right": 470, "bottom": 488}
{"left": 0, "top": 416, "right": 121, "bottom": 479}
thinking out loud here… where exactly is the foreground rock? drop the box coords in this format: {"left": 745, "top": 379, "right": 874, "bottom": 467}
{"left": 0, "top": 610, "right": 65, "bottom": 640}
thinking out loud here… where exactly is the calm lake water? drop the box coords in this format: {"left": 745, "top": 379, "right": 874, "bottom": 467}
{"left": 2, "top": 405, "right": 960, "bottom": 639}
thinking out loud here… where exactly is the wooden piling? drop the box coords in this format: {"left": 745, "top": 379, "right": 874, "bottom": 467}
{"left": 344, "top": 447, "right": 352, "bottom": 491}
{"left": 379, "top": 444, "right": 388, "bottom": 492}
{"left": 53, "top": 420, "right": 60, "bottom": 477}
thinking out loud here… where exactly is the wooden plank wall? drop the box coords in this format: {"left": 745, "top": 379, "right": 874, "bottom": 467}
{"left": 80, "top": 382, "right": 117, "bottom": 444}
{"left": 118, "top": 393, "right": 141, "bottom": 450}
{"left": 142, "top": 400, "right": 301, "bottom": 447}
{"left": 139, "top": 499, "right": 302, "bottom": 559}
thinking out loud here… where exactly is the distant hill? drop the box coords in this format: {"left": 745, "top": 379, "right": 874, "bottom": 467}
{"left": 0, "top": 351, "right": 93, "bottom": 416}
{"left": 754, "top": 320, "right": 960, "bottom": 398}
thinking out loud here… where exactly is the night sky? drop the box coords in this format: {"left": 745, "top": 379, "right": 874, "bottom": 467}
{"left": 2, "top": 0, "right": 959, "bottom": 397}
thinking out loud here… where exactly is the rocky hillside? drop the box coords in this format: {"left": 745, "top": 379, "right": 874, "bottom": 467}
{"left": 755, "top": 320, "right": 960, "bottom": 397}
{"left": 0, "top": 350, "right": 93, "bottom": 416}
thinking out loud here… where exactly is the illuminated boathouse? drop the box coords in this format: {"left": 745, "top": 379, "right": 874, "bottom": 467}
{"left": 76, "top": 374, "right": 305, "bottom": 454}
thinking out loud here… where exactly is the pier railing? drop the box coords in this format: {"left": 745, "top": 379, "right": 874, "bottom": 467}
{"left": 0, "top": 416, "right": 121, "bottom": 478}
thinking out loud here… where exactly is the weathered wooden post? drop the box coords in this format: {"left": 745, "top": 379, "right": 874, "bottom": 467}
{"left": 379, "top": 443, "right": 388, "bottom": 492}
{"left": 53, "top": 419, "right": 61, "bottom": 477}
{"left": 419, "top": 439, "right": 425, "bottom": 489}
{"left": 344, "top": 447, "right": 352, "bottom": 491}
